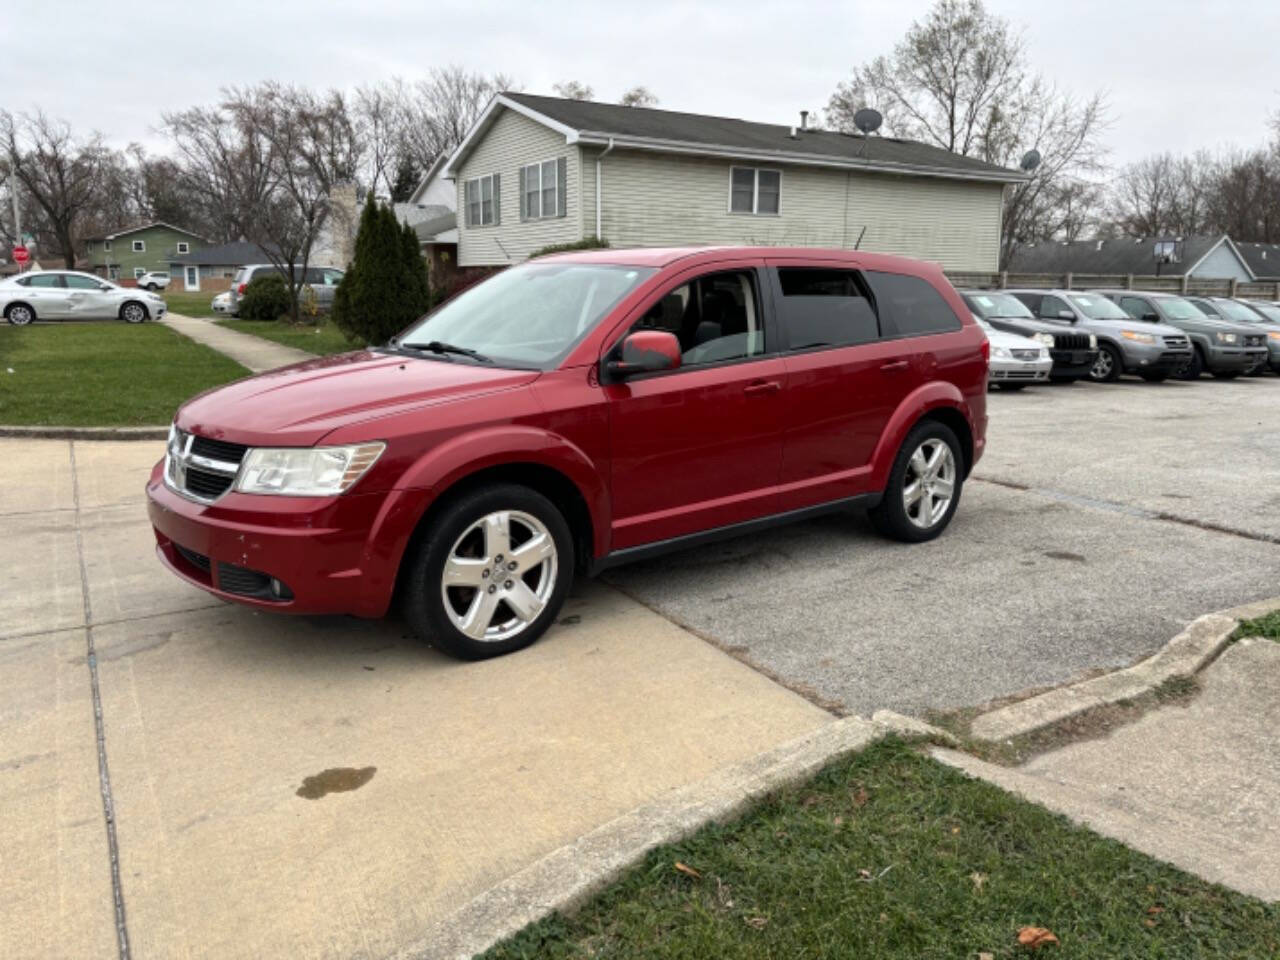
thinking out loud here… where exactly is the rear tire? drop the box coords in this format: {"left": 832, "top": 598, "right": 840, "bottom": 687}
{"left": 869, "top": 420, "right": 964, "bottom": 544}
{"left": 402, "top": 484, "right": 574, "bottom": 660}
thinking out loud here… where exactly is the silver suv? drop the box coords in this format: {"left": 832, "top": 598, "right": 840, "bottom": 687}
{"left": 1093, "top": 290, "right": 1268, "bottom": 380}
{"left": 228, "top": 264, "right": 344, "bottom": 317}
{"left": 1184, "top": 297, "right": 1279, "bottom": 375}
{"left": 1006, "top": 289, "right": 1192, "bottom": 383}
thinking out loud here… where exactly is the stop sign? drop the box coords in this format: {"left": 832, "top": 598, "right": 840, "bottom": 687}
{"left": 12, "top": 245, "right": 28, "bottom": 265}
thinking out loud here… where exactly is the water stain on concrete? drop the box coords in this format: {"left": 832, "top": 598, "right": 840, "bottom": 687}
{"left": 1043, "top": 550, "right": 1087, "bottom": 563}
{"left": 295, "top": 766, "right": 376, "bottom": 800}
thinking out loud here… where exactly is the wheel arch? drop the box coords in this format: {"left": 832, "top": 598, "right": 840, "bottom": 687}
{"left": 119, "top": 299, "right": 150, "bottom": 321}
{"left": 4, "top": 300, "right": 36, "bottom": 322}
{"left": 870, "top": 381, "right": 975, "bottom": 488}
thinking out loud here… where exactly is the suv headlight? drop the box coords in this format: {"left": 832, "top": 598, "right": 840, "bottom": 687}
{"left": 236, "top": 443, "right": 385, "bottom": 496}
{"left": 1268, "top": 331, "right": 1280, "bottom": 342}
{"left": 991, "top": 346, "right": 1011, "bottom": 359}
{"left": 1033, "top": 333, "right": 1055, "bottom": 347}
{"left": 1088, "top": 334, "right": 1098, "bottom": 349}
{"left": 1215, "top": 331, "right": 1238, "bottom": 344}
{"left": 1121, "top": 330, "right": 1156, "bottom": 345}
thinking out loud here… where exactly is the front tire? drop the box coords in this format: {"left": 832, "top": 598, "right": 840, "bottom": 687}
{"left": 120, "top": 301, "right": 148, "bottom": 324}
{"left": 869, "top": 421, "right": 964, "bottom": 543}
{"left": 145, "top": 283, "right": 159, "bottom": 291}
{"left": 1089, "top": 343, "right": 1122, "bottom": 382}
{"left": 402, "top": 484, "right": 574, "bottom": 660}
{"left": 5, "top": 303, "right": 35, "bottom": 326}
{"left": 1176, "top": 347, "right": 1204, "bottom": 380}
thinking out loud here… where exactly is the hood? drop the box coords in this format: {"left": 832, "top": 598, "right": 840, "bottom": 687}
{"left": 1082, "top": 317, "right": 1186, "bottom": 338}
{"left": 176, "top": 349, "right": 541, "bottom": 447}
{"left": 983, "top": 325, "right": 1044, "bottom": 350}
{"left": 985, "top": 316, "right": 1072, "bottom": 336}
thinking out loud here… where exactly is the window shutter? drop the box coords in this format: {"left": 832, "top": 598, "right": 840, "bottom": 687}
{"left": 463, "top": 181, "right": 473, "bottom": 227}
{"left": 556, "top": 157, "right": 567, "bottom": 218}
{"left": 492, "top": 173, "right": 501, "bottom": 224}
{"left": 518, "top": 166, "right": 527, "bottom": 221}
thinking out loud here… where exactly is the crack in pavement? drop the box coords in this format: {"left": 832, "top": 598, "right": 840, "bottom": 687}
{"left": 0, "top": 601, "right": 226, "bottom": 644}
{"left": 69, "top": 441, "right": 132, "bottom": 960}
{"left": 974, "top": 476, "right": 1280, "bottom": 546}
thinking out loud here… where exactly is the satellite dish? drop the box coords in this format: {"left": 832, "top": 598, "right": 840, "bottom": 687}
{"left": 1020, "top": 149, "right": 1042, "bottom": 172}
{"left": 853, "top": 108, "right": 883, "bottom": 136}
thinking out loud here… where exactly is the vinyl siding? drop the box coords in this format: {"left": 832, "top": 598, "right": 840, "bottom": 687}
{"left": 582, "top": 147, "right": 1005, "bottom": 272}
{"left": 455, "top": 110, "right": 583, "bottom": 266}
{"left": 1191, "top": 242, "right": 1252, "bottom": 281}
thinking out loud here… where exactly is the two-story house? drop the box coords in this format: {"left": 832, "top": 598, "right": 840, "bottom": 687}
{"left": 84, "top": 222, "right": 209, "bottom": 284}
{"left": 444, "top": 93, "right": 1026, "bottom": 272}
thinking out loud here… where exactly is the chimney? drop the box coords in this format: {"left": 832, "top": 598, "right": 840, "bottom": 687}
{"left": 800, "top": 110, "right": 809, "bottom": 131}
{"left": 788, "top": 126, "right": 799, "bottom": 139}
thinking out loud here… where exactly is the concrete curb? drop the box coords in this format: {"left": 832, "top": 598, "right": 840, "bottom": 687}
{"left": 396, "top": 715, "right": 887, "bottom": 960}
{"left": 969, "top": 598, "right": 1280, "bottom": 743}
{"left": 0, "top": 425, "right": 168, "bottom": 441}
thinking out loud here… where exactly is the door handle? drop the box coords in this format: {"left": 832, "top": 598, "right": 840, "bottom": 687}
{"left": 879, "top": 359, "right": 910, "bottom": 373}
{"left": 743, "top": 380, "right": 782, "bottom": 396}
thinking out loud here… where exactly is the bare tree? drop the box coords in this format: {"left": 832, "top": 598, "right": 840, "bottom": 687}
{"left": 1203, "top": 148, "right": 1280, "bottom": 242}
{"left": 618, "top": 86, "right": 658, "bottom": 108}
{"left": 397, "top": 67, "right": 516, "bottom": 173}
{"left": 0, "top": 110, "right": 114, "bottom": 268}
{"left": 1107, "top": 152, "right": 1214, "bottom": 237}
{"left": 826, "top": 0, "right": 1108, "bottom": 266}
{"left": 355, "top": 80, "right": 409, "bottom": 198}
{"left": 553, "top": 80, "right": 594, "bottom": 101}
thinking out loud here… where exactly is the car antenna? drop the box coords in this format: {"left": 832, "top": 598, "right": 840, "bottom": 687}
{"left": 854, "top": 226, "right": 866, "bottom": 250}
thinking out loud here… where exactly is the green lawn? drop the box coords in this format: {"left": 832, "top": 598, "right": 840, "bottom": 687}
{"left": 0, "top": 323, "right": 248, "bottom": 426}
{"left": 162, "top": 290, "right": 222, "bottom": 318}
{"left": 215, "top": 317, "right": 360, "bottom": 356}
{"left": 1236, "top": 610, "right": 1280, "bottom": 641}
{"left": 483, "top": 739, "right": 1278, "bottom": 959}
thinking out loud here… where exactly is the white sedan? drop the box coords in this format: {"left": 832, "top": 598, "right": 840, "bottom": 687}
{"left": 976, "top": 316, "right": 1052, "bottom": 390}
{"left": 0, "top": 270, "right": 167, "bottom": 325}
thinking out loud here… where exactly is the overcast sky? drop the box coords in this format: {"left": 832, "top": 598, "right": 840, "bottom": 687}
{"left": 5, "top": 0, "right": 1278, "bottom": 171}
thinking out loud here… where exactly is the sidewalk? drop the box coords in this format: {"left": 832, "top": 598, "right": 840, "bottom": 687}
{"left": 0, "top": 437, "right": 835, "bottom": 959}
{"left": 161, "top": 313, "right": 315, "bottom": 373}
{"left": 935, "top": 634, "right": 1280, "bottom": 901}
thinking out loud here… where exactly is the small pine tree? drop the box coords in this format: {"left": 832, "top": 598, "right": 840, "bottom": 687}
{"left": 332, "top": 192, "right": 433, "bottom": 345}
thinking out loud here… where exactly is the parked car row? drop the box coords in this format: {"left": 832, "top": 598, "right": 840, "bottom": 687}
{"left": 960, "top": 287, "right": 1277, "bottom": 389}
{"left": 0, "top": 270, "right": 167, "bottom": 324}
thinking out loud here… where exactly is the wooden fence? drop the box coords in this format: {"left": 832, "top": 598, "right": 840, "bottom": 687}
{"left": 944, "top": 271, "right": 1280, "bottom": 302}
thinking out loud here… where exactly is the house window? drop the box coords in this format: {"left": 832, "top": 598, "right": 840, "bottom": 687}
{"left": 729, "top": 167, "right": 781, "bottom": 215}
{"left": 177, "top": 242, "right": 190, "bottom": 254}
{"left": 464, "top": 173, "right": 499, "bottom": 227}
{"left": 132, "top": 239, "right": 145, "bottom": 252}
{"left": 133, "top": 267, "right": 146, "bottom": 279}
{"left": 103, "top": 240, "right": 112, "bottom": 252}
{"left": 521, "top": 157, "right": 566, "bottom": 220}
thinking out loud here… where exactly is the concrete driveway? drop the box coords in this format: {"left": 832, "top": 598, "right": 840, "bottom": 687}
{"left": 0, "top": 439, "right": 830, "bottom": 958}
{"left": 608, "top": 376, "right": 1280, "bottom": 715}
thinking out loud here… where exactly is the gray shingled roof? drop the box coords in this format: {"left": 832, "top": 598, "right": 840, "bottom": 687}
{"left": 1236, "top": 241, "right": 1280, "bottom": 280}
{"left": 1008, "top": 235, "right": 1237, "bottom": 277}
{"left": 499, "top": 92, "right": 1023, "bottom": 182}
{"left": 170, "top": 241, "right": 276, "bottom": 266}
{"left": 413, "top": 212, "right": 457, "bottom": 241}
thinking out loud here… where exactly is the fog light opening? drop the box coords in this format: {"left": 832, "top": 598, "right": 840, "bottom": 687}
{"left": 269, "top": 578, "right": 294, "bottom": 601}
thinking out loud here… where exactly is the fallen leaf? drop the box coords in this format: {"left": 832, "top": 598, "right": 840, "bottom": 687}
{"left": 1144, "top": 919, "right": 1157, "bottom": 928}
{"left": 858, "top": 868, "right": 872, "bottom": 880}
{"left": 744, "top": 915, "right": 768, "bottom": 930}
{"left": 1146, "top": 906, "right": 1164, "bottom": 915}
{"left": 952, "top": 826, "right": 962, "bottom": 834}
{"left": 1017, "top": 926, "right": 1059, "bottom": 949}
{"left": 979, "top": 953, "right": 995, "bottom": 960}
{"left": 832, "top": 815, "right": 844, "bottom": 826}
{"left": 801, "top": 794, "right": 821, "bottom": 807}
{"left": 970, "top": 872, "right": 988, "bottom": 893}
{"left": 674, "top": 861, "right": 701, "bottom": 879}
{"left": 851, "top": 787, "right": 869, "bottom": 807}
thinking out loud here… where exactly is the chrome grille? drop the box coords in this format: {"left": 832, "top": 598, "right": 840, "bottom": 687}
{"left": 1244, "top": 334, "right": 1265, "bottom": 348}
{"left": 1162, "top": 335, "right": 1189, "bottom": 347}
{"left": 165, "top": 428, "right": 246, "bottom": 504}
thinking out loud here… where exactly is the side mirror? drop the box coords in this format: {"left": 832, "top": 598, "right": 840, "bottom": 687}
{"left": 1058, "top": 310, "right": 1076, "bottom": 321}
{"left": 1142, "top": 312, "right": 1160, "bottom": 322}
{"left": 605, "top": 330, "right": 681, "bottom": 381}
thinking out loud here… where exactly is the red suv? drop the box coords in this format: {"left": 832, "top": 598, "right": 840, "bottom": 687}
{"left": 147, "top": 247, "right": 988, "bottom": 659}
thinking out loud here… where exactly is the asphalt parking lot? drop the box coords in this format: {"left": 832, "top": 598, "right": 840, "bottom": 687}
{"left": 608, "top": 376, "right": 1280, "bottom": 715}
{"left": 4, "top": 374, "right": 1279, "bottom": 957}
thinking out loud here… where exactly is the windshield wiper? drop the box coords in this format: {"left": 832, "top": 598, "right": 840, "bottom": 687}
{"left": 399, "top": 340, "right": 493, "bottom": 363}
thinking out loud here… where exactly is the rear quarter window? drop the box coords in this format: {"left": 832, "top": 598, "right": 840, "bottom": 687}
{"left": 866, "top": 272, "right": 962, "bottom": 338}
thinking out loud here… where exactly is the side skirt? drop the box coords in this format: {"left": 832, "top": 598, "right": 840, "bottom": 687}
{"left": 589, "top": 492, "right": 883, "bottom": 576}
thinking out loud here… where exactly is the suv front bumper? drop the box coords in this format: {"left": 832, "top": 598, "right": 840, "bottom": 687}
{"left": 1205, "top": 346, "right": 1268, "bottom": 372}
{"left": 1118, "top": 339, "right": 1191, "bottom": 373}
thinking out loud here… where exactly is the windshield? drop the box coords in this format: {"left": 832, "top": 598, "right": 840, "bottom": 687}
{"left": 1216, "top": 299, "right": 1263, "bottom": 323}
{"left": 966, "top": 292, "right": 1034, "bottom": 319}
{"left": 1249, "top": 303, "right": 1280, "bottom": 323}
{"left": 1069, "top": 294, "right": 1131, "bottom": 321}
{"left": 397, "top": 262, "right": 654, "bottom": 368}
{"left": 1160, "top": 297, "right": 1206, "bottom": 321}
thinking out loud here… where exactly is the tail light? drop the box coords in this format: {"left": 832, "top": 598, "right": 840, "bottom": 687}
{"left": 237, "top": 283, "right": 247, "bottom": 295}
{"left": 980, "top": 337, "right": 990, "bottom": 364}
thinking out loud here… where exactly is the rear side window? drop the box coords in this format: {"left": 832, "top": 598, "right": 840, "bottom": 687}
{"left": 1118, "top": 296, "right": 1149, "bottom": 318}
{"left": 866, "top": 271, "right": 962, "bottom": 338}
{"left": 1039, "top": 295, "right": 1071, "bottom": 319}
{"left": 775, "top": 268, "right": 879, "bottom": 350}
{"left": 23, "top": 274, "right": 64, "bottom": 288}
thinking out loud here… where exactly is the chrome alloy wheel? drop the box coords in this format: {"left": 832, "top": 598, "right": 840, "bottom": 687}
{"left": 440, "top": 510, "right": 558, "bottom": 643}
{"left": 122, "top": 302, "right": 146, "bottom": 323}
{"left": 902, "top": 439, "right": 956, "bottom": 530}
{"left": 7, "top": 304, "right": 33, "bottom": 326}
{"left": 1090, "top": 349, "right": 1113, "bottom": 380}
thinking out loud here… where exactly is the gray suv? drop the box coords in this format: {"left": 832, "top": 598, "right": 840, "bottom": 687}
{"left": 228, "top": 264, "right": 344, "bottom": 317}
{"left": 1184, "top": 297, "right": 1279, "bottom": 375}
{"left": 1007, "top": 289, "right": 1192, "bottom": 383}
{"left": 1093, "top": 290, "right": 1268, "bottom": 380}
